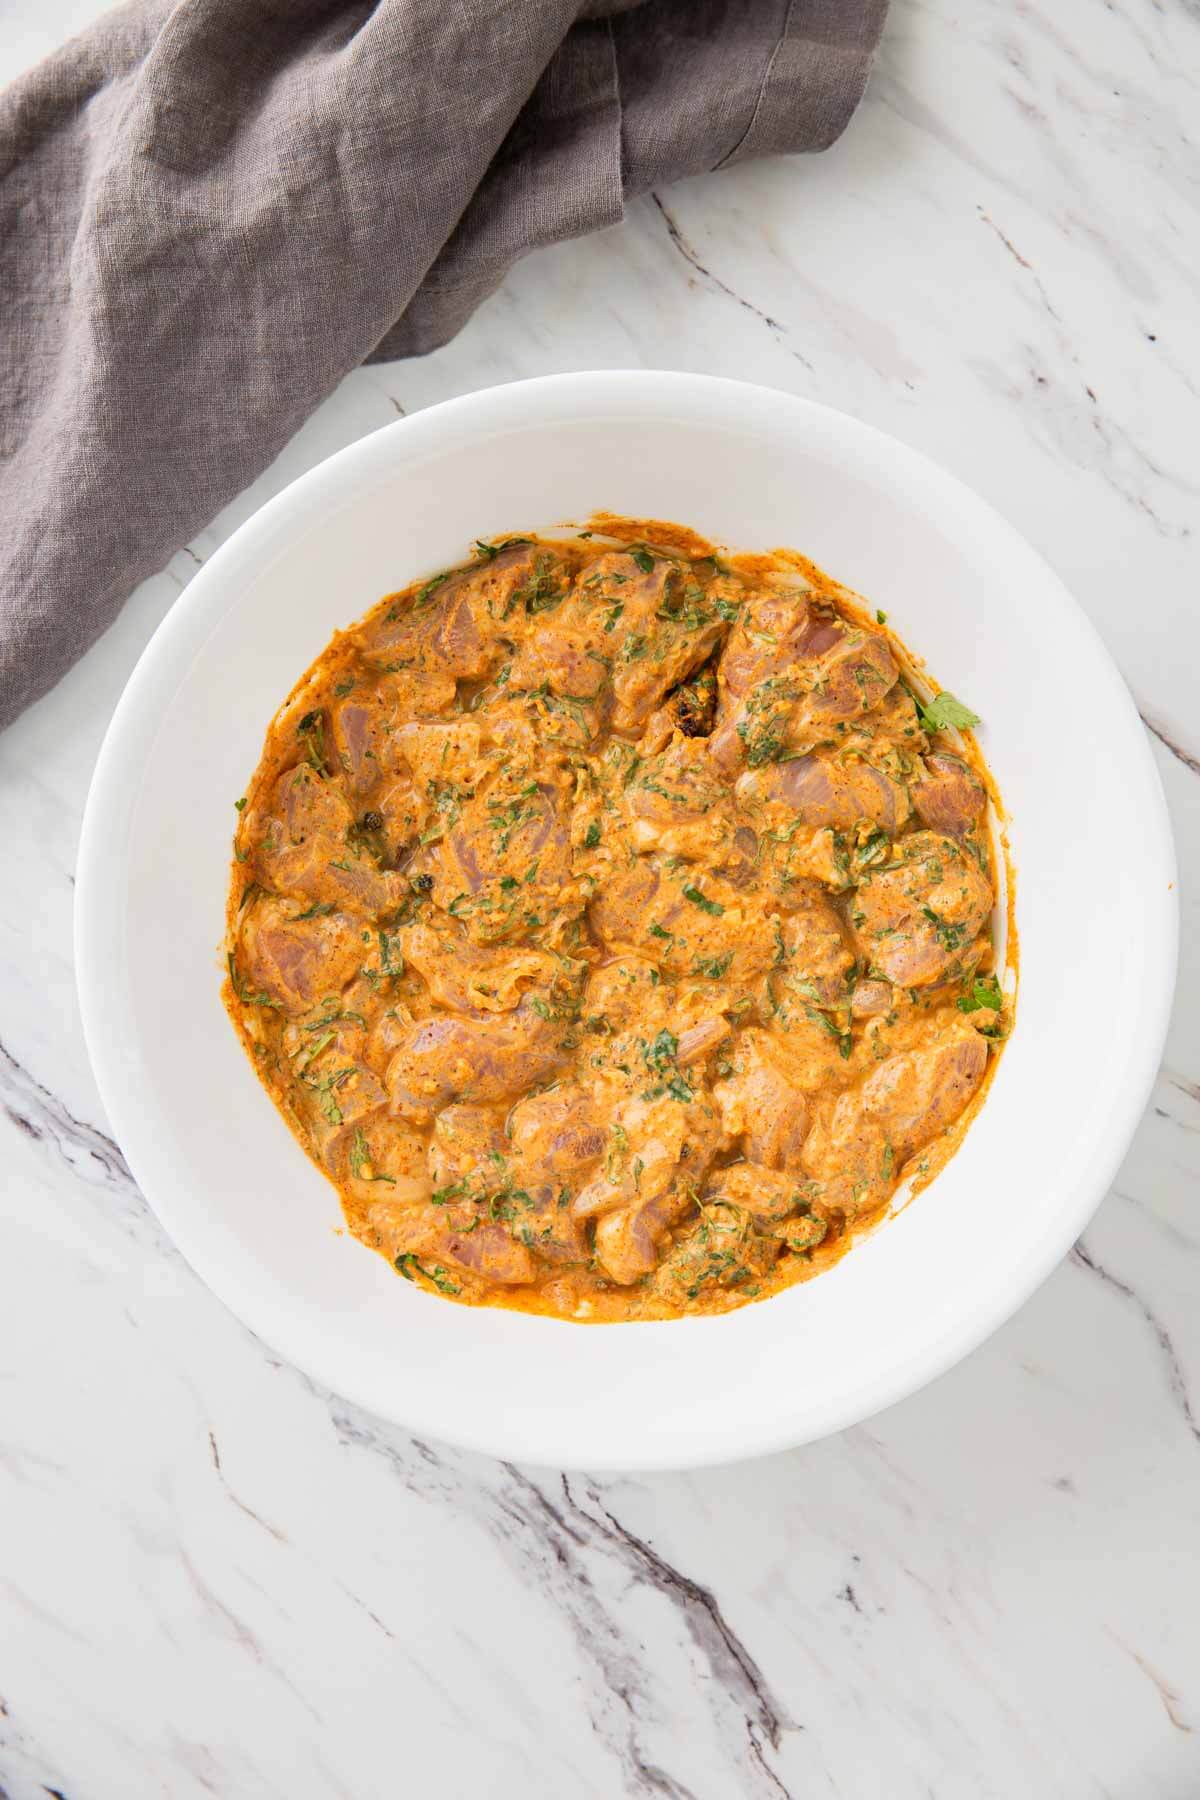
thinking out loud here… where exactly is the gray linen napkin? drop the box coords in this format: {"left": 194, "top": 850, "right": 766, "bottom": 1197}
{"left": 0, "top": 0, "right": 888, "bottom": 731}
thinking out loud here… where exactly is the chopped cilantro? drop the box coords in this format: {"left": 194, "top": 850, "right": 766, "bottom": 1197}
{"left": 226, "top": 952, "right": 280, "bottom": 1010}
{"left": 349, "top": 1129, "right": 395, "bottom": 1184}
{"left": 415, "top": 571, "right": 450, "bottom": 607}
{"left": 682, "top": 883, "right": 724, "bottom": 916}
{"left": 919, "top": 691, "right": 981, "bottom": 732}
{"left": 692, "top": 952, "right": 733, "bottom": 979}
{"left": 958, "top": 973, "right": 1003, "bottom": 1013}
{"left": 394, "top": 1253, "right": 461, "bottom": 1295}
{"left": 922, "top": 906, "right": 968, "bottom": 951}
{"left": 803, "top": 1004, "right": 853, "bottom": 1060}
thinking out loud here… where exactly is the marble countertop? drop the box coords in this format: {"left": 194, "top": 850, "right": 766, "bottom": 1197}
{"left": 3, "top": 2, "right": 1199, "bottom": 1795}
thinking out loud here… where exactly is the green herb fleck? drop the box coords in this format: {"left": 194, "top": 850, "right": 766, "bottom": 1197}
{"left": 349, "top": 1129, "right": 395, "bottom": 1184}
{"left": 918, "top": 691, "right": 981, "bottom": 732}
{"left": 922, "top": 906, "right": 967, "bottom": 952}
{"left": 803, "top": 1004, "right": 853, "bottom": 1060}
{"left": 682, "top": 883, "right": 724, "bottom": 916}
{"left": 394, "top": 1254, "right": 461, "bottom": 1296}
{"left": 226, "top": 952, "right": 280, "bottom": 1010}
{"left": 692, "top": 952, "right": 732, "bottom": 980}
{"left": 958, "top": 973, "right": 1003, "bottom": 1013}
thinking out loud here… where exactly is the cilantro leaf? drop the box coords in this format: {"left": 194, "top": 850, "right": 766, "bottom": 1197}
{"left": 682, "top": 883, "right": 724, "bottom": 916}
{"left": 958, "top": 974, "right": 1003, "bottom": 1014}
{"left": 919, "top": 691, "right": 981, "bottom": 732}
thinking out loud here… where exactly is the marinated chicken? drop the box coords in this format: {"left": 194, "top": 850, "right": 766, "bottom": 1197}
{"left": 224, "top": 523, "right": 1014, "bottom": 1321}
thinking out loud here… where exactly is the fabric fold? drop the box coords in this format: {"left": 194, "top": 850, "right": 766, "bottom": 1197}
{"left": 0, "top": 0, "right": 889, "bottom": 730}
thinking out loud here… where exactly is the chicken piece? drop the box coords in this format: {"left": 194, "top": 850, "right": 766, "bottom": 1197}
{"left": 802, "top": 1019, "right": 987, "bottom": 1216}
{"left": 373, "top": 775, "right": 426, "bottom": 865}
{"left": 710, "top": 591, "right": 843, "bottom": 769}
{"left": 850, "top": 977, "right": 894, "bottom": 1018}
{"left": 622, "top": 735, "right": 737, "bottom": 863}
{"left": 702, "top": 1162, "right": 812, "bottom": 1224}
{"left": 508, "top": 1086, "right": 607, "bottom": 1183}
{"left": 362, "top": 1005, "right": 416, "bottom": 1077}
{"left": 235, "top": 895, "right": 363, "bottom": 1012}
{"left": 385, "top": 1000, "right": 565, "bottom": 1121}
{"left": 408, "top": 765, "right": 581, "bottom": 945}
{"left": 737, "top": 748, "right": 910, "bottom": 836}
{"left": 337, "top": 1114, "right": 431, "bottom": 1205}
{"left": 911, "top": 752, "right": 987, "bottom": 840}
{"left": 399, "top": 918, "right": 559, "bottom": 1014}
{"left": 330, "top": 671, "right": 456, "bottom": 793}
{"left": 500, "top": 1087, "right": 607, "bottom": 1263}
{"left": 301, "top": 1063, "right": 391, "bottom": 1173}
{"left": 444, "top": 1223, "right": 538, "bottom": 1285}
{"left": 425, "top": 1102, "right": 591, "bottom": 1265}
{"left": 805, "top": 629, "right": 898, "bottom": 730}
{"left": 835, "top": 682, "right": 927, "bottom": 767}
{"left": 446, "top": 777, "right": 570, "bottom": 894}
{"left": 281, "top": 985, "right": 371, "bottom": 1072}
{"left": 712, "top": 593, "right": 898, "bottom": 772}
{"left": 588, "top": 856, "right": 776, "bottom": 983}
{"left": 365, "top": 1199, "right": 537, "bottom": 1287}
{"left": 582, "top": 957, "right": 668, "bottom": 1034}
{"left": 571, "top": 1083, "right": 725, "bottom": 1261}
{"left": 507, "top": 1193, "right": 590, "bottom": 1265}
{"left": 357, "top": 543, "right": 569, "bottom": 680}
{"left": 712, "top": 1029, "right": 810, "bottom": 1170}
{"left": 777, "top": 880, "right": 856, "bottom": 1008}
{"left": 860, "top": 1020, "right": 989, "bottom": 1161}
{"left": 695, "top": 1161, "right": 828, "bottom": 1253}
{"left": 393, "top": 718, "right": 484, "bottom": 792}
{"left": 248, "top": 764, "right": 408, "bottom": 916}
{"left": 851, "top": 830, "right": 993, "bottom": 989}
{"left": 676, "top": 1017, "right": 732, "bottom": 1064}
{"left": 507, "top": 550, "right": 644, "bottom": 700}
{"left": 652, "top": 1201, "right": 779, "bottom": 1304}
{"left": 607, "top": 560, "right": 726, "bottom": 733}
{"left": 510, "top": 551, "right": 724, "bottom": 734}
{"left": 427, "top": 1102, "right": 509, "bottom": 1194}
{"left": 509, "top": 610, "right": 613, "bottom": 703}
{"left": 594, "top": 1188, "right": 698, "bottom": 1286}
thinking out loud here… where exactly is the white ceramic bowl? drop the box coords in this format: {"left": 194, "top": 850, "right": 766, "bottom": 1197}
{"left": 75, "top": 373, "right": 1177, "bottom": 1470}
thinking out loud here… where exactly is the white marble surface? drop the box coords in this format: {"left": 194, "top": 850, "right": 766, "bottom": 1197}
{"left": 3, "top": 2, "right": 1199, "bottom": 1794}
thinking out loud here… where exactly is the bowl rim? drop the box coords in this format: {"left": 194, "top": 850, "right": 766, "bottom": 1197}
{"left": 74, "top": 370, "right": 1179, "bottom": 1469}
